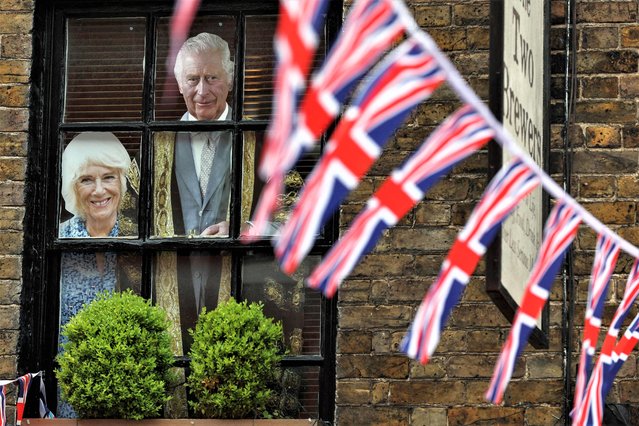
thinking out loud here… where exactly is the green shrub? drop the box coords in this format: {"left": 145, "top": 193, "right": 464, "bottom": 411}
{"left": 188, "top": 298, "right": 284, "bottom": 419}
{"left": 56, "top": 290, "right": 174, "bottom": 419}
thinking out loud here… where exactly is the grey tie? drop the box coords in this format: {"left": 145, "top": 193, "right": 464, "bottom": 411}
{"left": 199, "top": 134, "right": 217, "bottom": 196}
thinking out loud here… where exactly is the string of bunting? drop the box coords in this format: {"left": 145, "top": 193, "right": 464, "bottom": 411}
{"left": 240, "top": 0, "right": 639, "bottom": 425}
{"left": 0, "top": 371, "right": 54, "bottom": 426}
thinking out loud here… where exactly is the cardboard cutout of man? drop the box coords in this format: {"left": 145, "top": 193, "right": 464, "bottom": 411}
{"left": 172, "top": 32, "right": 234, "bottom": 349}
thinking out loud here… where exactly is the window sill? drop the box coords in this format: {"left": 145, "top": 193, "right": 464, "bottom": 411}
{"left": 24, "top": 419, "right": 315, "bottom": 426}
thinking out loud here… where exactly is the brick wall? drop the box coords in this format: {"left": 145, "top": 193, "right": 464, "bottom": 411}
{"left": 568, "top": 0, "right": 639, "bottom": 413}
{"left": 0, "top": 0, "right": 33, "bottom": 420}
{"left": 336, "top": 0, "right": 639, "bottom": 425}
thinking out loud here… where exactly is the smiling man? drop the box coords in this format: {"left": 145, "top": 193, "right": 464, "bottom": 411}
{"left": 172, "top": 32, "right": 233, "bottom": 238}
{"left": 167, "top": 33, "right": 235, "bottom": 351}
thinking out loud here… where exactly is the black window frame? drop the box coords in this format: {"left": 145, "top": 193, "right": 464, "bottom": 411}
{"left": 21, "top": 0, "right": 343, "bottom": 421}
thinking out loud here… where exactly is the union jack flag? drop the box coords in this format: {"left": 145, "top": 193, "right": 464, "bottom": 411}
{"left": 260, "top": 0, "right": 329, "bottom": 181}
{"left": 574, "top": 314, "right": 639, "bottom": 426}
{"left": 245, "top": 0, "right": 329, "bottom": 238}
{"left": 37, "top": 376, "right": 55, "bottom": 419}
{"left": 572, "top": 234, "right": 620, "bottom": 419}
{"left": 486, "top": 200, "right": 582, "bottom": 404}
{"left": 275, "top": 37, "right": 446, "bottom": 274}
{"left": 289, "top": 0, "right": 407, "bottom": 166}
{"left": 573, "top": 260, "right": 639, "bottom": 426}
{"left": 15, "top": 373, "right": 33, "bottom": 425}
{"left": 401, "top": 157, "right": 540, "bottom": 364}
{"left": 307, "top": 105, "right": 494, "bottom": 297}
{"left": 0, "top": 384, "right": 5, "bottom": 426}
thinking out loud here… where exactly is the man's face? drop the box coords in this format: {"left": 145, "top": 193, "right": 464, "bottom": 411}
{"left": 178, "top": 50, "right": 231, "bottom": 121}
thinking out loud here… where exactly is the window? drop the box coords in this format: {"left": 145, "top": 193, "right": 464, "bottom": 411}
{"left": 23, "top": 1, "right": 340, "bottom": 420}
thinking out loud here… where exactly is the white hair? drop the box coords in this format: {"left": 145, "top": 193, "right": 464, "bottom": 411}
{"left": 61, "top": 132, "right": 131, "bottom": 218}
{"left": 173, "top": 32, "right": 234, "bottom": 86}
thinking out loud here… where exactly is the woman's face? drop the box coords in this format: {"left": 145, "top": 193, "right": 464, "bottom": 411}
{"left": 75, "top": 164, "right": 121, "bottom": 226}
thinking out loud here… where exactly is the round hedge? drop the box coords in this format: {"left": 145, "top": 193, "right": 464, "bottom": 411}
{"left": 187, "top": 298, "right": 284, "bottom": 419}
{"left": 56, "top": 290, "right": 174, "bottom": 419}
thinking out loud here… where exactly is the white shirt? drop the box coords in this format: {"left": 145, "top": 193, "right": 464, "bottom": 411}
{"left": 187, "top": 104, "right": 230, "bottom": 180}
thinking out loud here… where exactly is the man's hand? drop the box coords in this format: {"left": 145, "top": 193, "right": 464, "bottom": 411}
{"left": 201, "top": 221, "right": 229, "bottom": 237}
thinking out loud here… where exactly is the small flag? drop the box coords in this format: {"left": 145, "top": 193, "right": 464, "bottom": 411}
{"left": 16, "top": 373, "right": 33, "bottom": 425}
{"left": 38, "top": 376, "right": 55, "bottom": 419}
{"left": 572, "top": 233, "right": 620, "bottom": 418}
{"left": 0, "top": 384, "right": 6, "bottom": 426}
{"left": 275, "top": 36, "right": 445, "bottom": 274}
{"left": 401, "top": 157, "right": 539, "bottom": 363}
{"left": 573, "top": 260, "right": 639, "bottom": 426}
{"left": 245, "top": 0, "right": 329, "bottom": 237}
{"left": 307, "top": 105, "right": 494, "bottom": 297}
{"left": 486, "top": 200, "right": 581, "bottom": 404}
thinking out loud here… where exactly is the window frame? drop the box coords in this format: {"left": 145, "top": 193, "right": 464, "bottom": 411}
{"left": 22, "top": 0, "right": 343, "bottom": 421}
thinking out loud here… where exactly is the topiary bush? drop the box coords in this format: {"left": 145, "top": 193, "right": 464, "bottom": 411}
{"left": 187, "top": 298, "right": 284, "bottom": 419}
{"left": 56, "top": 290, "right": 174, "bottom": 419}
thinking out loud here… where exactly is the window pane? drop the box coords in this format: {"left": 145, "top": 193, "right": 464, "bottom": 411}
{"left": 242, "top": 253, "right": 322, "bottom": 355}
{"left": 155, "top": 16, "right": 237, "bottom": 121}
{"left": 153, "top": 251, "right": 232, "bottom": 356}
{"left": 273, "top": 366, "right": 320, "bottom": 419}
{"left": 242, "top": 131, "right": 325, "bottom": 238}
{"left": 59, "top": 131, "right": 140, "bottom": 237}
{"left": 243, "top": 15, "right": 327, "bottom": 121}
{"left": 152, "top": 131, "right": 232, "bottom": 238}
{"left": 243, "top": 15, "right": 277, "bottom": 120}
{"left": 64, "top": 18, "right": 146, "bottom": 122}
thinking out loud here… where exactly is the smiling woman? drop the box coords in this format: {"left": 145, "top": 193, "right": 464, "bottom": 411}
{"left": 59, "top": 132, "right": 131, "bottom": 238}
{"left": 57, "top": 132, "right": 141, "bottom": 417}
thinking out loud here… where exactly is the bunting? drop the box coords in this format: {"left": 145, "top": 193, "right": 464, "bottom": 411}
{"left": 0, "top": 385, "right": 5, "bottom": 426}
{"left": 401, "top": 157, "right": 539, "bottom": 363}
{"left": 260, "top": 0, "right": 330, "bottom": 180}
{"left": 290, "top": 0, "right": 407, "bottom": 163}
{"left": 15, "top": 373, "right": 32, "bottom": 425}
{"left": 0, "top": 371, "right": 50, "bottom": 426}
{"left": 245, "top": 0, "right": 329, "bottom": 237}
{"left": 572, "top": 234, "right": 620, "bottom": 419}
{"left": 487, "top": 201, "right": 582, "bottom": 404}
{"left": 572, "top": 260, "right": 639, "bottom": 426}
{"left": 275, "top": 36, "right": 446, "bottom": 274}
{"left": 307, "top": 105, "right": 494, "bottom": 297}
{"left": 574, "top": 312, "right": 639, "bottom": 426}
{"left": 38, "top": 378, "right": 54, "bottom": 419}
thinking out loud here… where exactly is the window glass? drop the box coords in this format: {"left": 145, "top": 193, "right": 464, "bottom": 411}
{"left": 153, "top": 251, "right": 232, "bottom": 355}
{"left": 242, "top": 253, "right": 322, "bottom": 355}
{"left": 152, "top": 131, "right": 232, "bottom": 238}
{"left": 155, "top": 16, "right": 237, "bottom": 121}
{"left": 59, "top": 131, "right": 140, "bottom": 237}
{"left": 287, "top": 366, "right": 321, "bottom": 419}
{"left": 243, "top": 15, "right": 277, "bottom": 120}
{"left": 64, "top": 18, "right": 146, "bottom": 122}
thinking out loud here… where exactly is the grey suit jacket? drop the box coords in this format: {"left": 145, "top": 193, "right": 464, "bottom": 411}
{"left": 173, "top": 122, "right": 232, "bottom": 235}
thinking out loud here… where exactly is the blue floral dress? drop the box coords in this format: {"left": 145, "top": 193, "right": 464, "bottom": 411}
{"left": 57, "top": 216, "right": 119, "bottom": 418}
